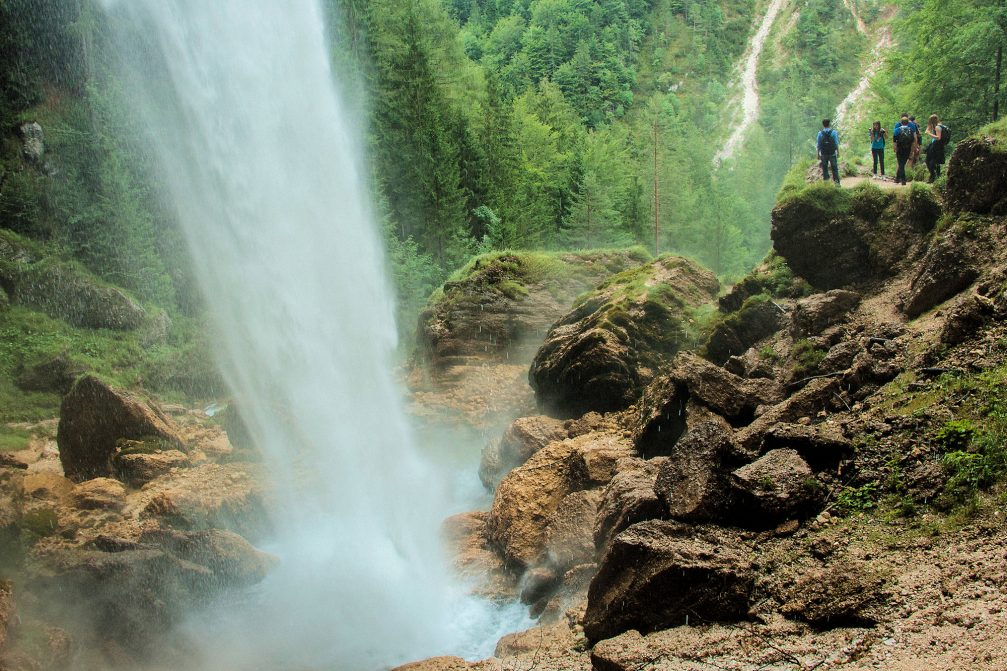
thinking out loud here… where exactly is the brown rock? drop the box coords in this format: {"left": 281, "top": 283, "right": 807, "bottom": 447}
{"left": 654, "top": 421, "right": 738, "bottom": 523}
{"left": 704, "top": 297, "right": 786, "bottom": 365}
{"left": 113, "top": 448, "right": 190, "bottom": 487}
{"left": 543, "top": 490, "right": 602, "bottom": 572}
{"left": 137, "top": 528, "right": 277, "bottom": 587}
{"left": 57, "top": 375, "right": 185, "bottom": 481}
{"left": 479, "top": 415, "right": 568, "bottom": 489}
{"left": 15, "top": 354, "right": 84, "bottom": 395}
{"left": 594, "top": 457, "right": 667, "bottom": 553}
{"left": 779, "top": 560, "right": 886, "bottom": 626}
{"left": 761, "top": 422, "right": 853, "bottom": 468}
{"left": 392, "top": 657, "right": 487, "bottom": 671}
{"left": 442, "top": 511, "right": 515, "bottom": 602}
{"left": 0, "top": 580, "right": 14, "bottom": 652}
{"left": 946, "top": 132, "right": 1007, "bottom": 214}
{"left": 900, "top": 232, "right": 980, "bottom": 318}
{"left": 667, "top": 352, "right": 784, "bottom": 425}
{"left": 735, "top": 377, "right": 841, "bottom": 453}
{"left": 71, "top": 478, "right": 126, "bottom": 511}
{"left": 584, "top": 520, "right": 753, "bottom": 643}
{"left": 791, "top": 290, "right": 861, "bottom": 337}
{"left": 730, "top": 449, "right": 821, "bottom": 522}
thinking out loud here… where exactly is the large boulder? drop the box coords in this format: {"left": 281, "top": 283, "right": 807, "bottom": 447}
{"left": 666, "top": 352, "right": 784, "bottom": 426}
{"left": 729, "top": 449, "right": 821, "bottom": 522}
{"left": 654, "top": 421, "right": 739, "bottom": 523}
{"left": 583, "top": 520, "right": 753, "bottom": 643}
{"left": 735, "top": 377, "right": 842, "bottom": 453}
{"left": 487, "top": 432, "right": 632, "bottom": 569}
{"left": 57, "top": 376, "right": 185, "bottom": 481}
{"left": 415, "top": 249, "right": 649, "bottom": 369}
{"left": 790, "top": 290, "right": 861, "bottom": 337}
{"left": 761, "top": 422, "right": 853, "bottom": 469}
{"left": 479, "top": 415, "right": 568, "bottom": 489}
{"left": 945, "top": 122, "right": 1007, "bottom": 214}
{"left": 704, "top": 296, "right": 786, "bottom": 364}
{"left": 593, "top": 457, "right": 667, "bottom": 553}
{"left": 771, "top": 182, "right": 933, "bottom": 290}
{"left": 529, "top": 256, "right": 719, "bottom": 417}
{"left": 900, "top": 228, "right": 981, "bottom": 318}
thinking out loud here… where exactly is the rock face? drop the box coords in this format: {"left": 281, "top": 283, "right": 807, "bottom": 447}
{"left": 945, "top": 128, "right": 1007, "bottom": 214}
{"left": 113, "top": 448, "right": 190, "bottom": 487}
{"left": 771, "top": 183, "right": 932, "bottom": 289}
{"left": 779, "top": 560, "right": 886, "bottom": 627}
{"left": 730, "top": 449, "right": 820, "bottom": 521}
{"left": 654, "top": 421, "right": 738, "bottom": 522}
{"left": 415, "top": 249, "right": 649, "bottom": 369}
{"left": 900, "top": 229, "right": 980, "bottom": 318}
{"left": 705, "top": 296, "right": 785, "bottom": 364}
{"left": 529, "top": 256, "right": 719, "bottom": 417}
{"left": 584, "top": 520, "right": 753, "bottom": 643}
{"left": 593, "top": 457, "right": 667, "bottom": 553}
{"left": 479, "top": 415, "right": 568, "bottom": 489}
{"left": 542, "top": 489, "right": 602, "bottom": 572}
{"left": 667, "top": 352, "right": 784, "bottom": 426}
{"left": 57, "top": 376, "right": 186, "bottom": 481}
{"left": 791, "top": 290, "right": 861, "bottom": 337}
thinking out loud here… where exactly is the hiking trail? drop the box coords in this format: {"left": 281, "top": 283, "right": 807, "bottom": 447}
{"left": 714, "top": 0, "right": 788, "bottom": 167}
{"left": 842, "top": 0, "right": 868, "bottom": 35}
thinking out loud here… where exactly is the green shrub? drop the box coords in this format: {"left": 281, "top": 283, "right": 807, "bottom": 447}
{"left": 791, "top": 338, "right": 826, "bottom": 378}
{"left": 835, "top": 482, "right": 878, "bottom": 513}
{"left": 934, "top": 419, "right": 976, "bottom": 453}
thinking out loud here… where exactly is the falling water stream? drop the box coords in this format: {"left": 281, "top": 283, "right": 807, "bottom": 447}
{"left": 101, "top": 1, "right": 527, "bottom": 669}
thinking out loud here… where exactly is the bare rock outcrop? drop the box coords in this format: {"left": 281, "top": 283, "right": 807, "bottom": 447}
{"left": 730, "top": 449, "right": 821, "bottom": 522}
{"left": 479, "top": 415, "right": 568, "bottom": 489}
{"left": 584, "top": 520, "right": 753, "bottom": 643}
{"left": 791, "top": 289, "right": 861, "bottom": 337}
{"left": 667, "top": 352, "right": 784, "bottom": 426}
{"left": 56, "top": 375, "right": 185, "bottom": 482}
{"left": 529, "top": 256, "right": 719, "bottom": 417}
{"left": 945, "top": 126, "right": 1007, "bottom": 214}
{"left": 654, "top": 421, "right": 739, "bottom": 523}
{"left": 593, "top": 457, "right": 667, "bottom": 553}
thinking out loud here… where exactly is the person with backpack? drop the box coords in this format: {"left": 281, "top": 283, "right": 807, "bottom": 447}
{"left": 908, "top": 115, "right": 922, "bottom": 167}
{"left": 894, "top": 116, "right": 915, "bottom": 185}
{"left": 817, "top": 118, "right": 840, "bottom": 184}
{"left": 869, "top": 120, "right": 886, "bottom": 177}
{"left": 924, "top": 113, "right": 950, "bottom": 182}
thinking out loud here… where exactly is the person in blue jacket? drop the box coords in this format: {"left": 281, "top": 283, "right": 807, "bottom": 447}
{"left": 893, "top": 116, "right": 915, "bottom": 185}
{"left": 869, "top": 120, "right": 886, "bottom": 177}
{"left": 817, "top": 119, "right": 840, "bottom": 184}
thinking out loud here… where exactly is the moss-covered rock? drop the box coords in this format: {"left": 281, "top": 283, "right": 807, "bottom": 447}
{"left": 704, "top": 294, "right": 785, "bottom": 365}
{"left": 528, "top": 256, "right": 719, "bottom": 417}
{"left": 771, "top": 180, "right": 935, "bottom": 289}
{"left": 415, "top": 248, "right": 651, "bottom": 369}
{"left": 945, "top": 118, "right": 1007, "bottom": 214}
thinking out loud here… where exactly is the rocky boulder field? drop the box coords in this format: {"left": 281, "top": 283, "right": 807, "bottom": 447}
{"left": 400, "top": 123, "right": 1007, "bottom": 671}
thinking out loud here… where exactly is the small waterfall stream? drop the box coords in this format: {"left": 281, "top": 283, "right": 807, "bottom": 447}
{"left": 101, "top": 1, "right": 525, "bottom": 668}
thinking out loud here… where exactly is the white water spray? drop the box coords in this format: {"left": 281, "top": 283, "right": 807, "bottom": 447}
{"left": 102, "top": 2, "right": 526, "bottom": 668}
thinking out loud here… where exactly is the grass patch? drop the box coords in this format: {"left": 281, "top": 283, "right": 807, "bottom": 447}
{"left": 791, "top": 338, "right": 826, "bottom": 378}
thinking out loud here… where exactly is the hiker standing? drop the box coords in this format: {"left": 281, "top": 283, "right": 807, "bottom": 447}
{"left": 817, "top": 119, "right": 840, "bottom": 185}
{"left": 894, "top": 116, "right": 914, "bottom": 185}
{"left": 924, "top": 114, "right": 948, "bottom": 182}
{"left": 869, "top": 121, "right": 886, "bottom": 177}
{"left": 908, "top": 115, "right": 922, "bottom": 167}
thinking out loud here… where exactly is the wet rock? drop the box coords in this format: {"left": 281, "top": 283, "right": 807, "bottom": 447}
{"left": 15, "top": 355, "right": 84, "bottom": 395}
{"left": 529, "top": 256, "right": 719, "bottom": 417}
{"left": 654, "top": 421, "right": 738, "bottom": 523}
{"left": 137, "top": 528, "right": 276, "bottom": 588}
{"left": 543, "top": 490, "right": 602, "bottom": 572}
{"left": 791, "top": 290, "right": 861, "bottom": 338}
{"left": 479, "top": 415, "right": 568, "bottom": 490}
{"left": 667, "top": 352, "right": 784, "bottom": 426}
{"left": 594, "top": 457, "right": 667, "bottom": 554}
{"left": 113, "top": 448, "right": 190, "bottom": 488}
{"left": 761, "top": 422, "right": 853, "bottom": 469}
{"left": 724, "top": 347, "right": 778, "bottom": 379}
{"left": 584, "top": 520, "right": 752, "bottom": 643}
{"left": 57, "top": 375, "right": 185, "bottom": 481}
{"left": 900, "top": 232, "right": 980, "bottom": 318}
{"left": 0, "top": 580, "right": 14, "bottom": 652}
{"left": 704, "top": 297, "right": 785, "bottom": 364}
{"left": 392, "top": 657, "right": 488, "bottom": 671}
{"left": 945, "top": 131, "right": 1007, "bottom": 214}
{"left": 819, "top": 339, "right": 860, "bottom": 373}
{"left": 18, "top": 122, "right": 44, "bottom": 164}
{"left": 441, "top": 511, "right": 514, "bottom": 602}
{"left": 779, "top": 560, "right": 886, "bottom": 627}
{"left": 735, "top": 377, "right": 841, "bottom": 453}
{"left": 630, "top": 374, "right": 688, "bottom": 457}
{"left": 730, "top": 449, "right": 821, "bottom": 522}
{"left": 71, "top": 478, "right": 126, "bottom": 511}
{"left": 536, "top": 562, "right": 597, "bottom": 622}
{"left": 519, "top": 566, "right": 560, "bottom": 606}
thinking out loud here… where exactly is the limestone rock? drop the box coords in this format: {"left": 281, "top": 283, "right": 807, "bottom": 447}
{"left": 594, "top": 457, "right": 667, "bottom": 554}
{"left": 654, "top": 421, "right": 738, "bottom": 523}
{"left": 113, "top": 448, "right": 190, "bottom": 487}
{"left": 704, "top": 297, "right": 785, "bottom": 365}
{"left": 72, "top": 478, "right": 127, "bottom": 511}
{"left": 57, "top": 375, "right": 185, "bottom": 481}
{"left": 730, "top": 449, "right": 821, "bottom": 522}
{"left": 779, "top": 560, "right": 886, "bottom": 627}
{"left": 791, "top": 290, "right": 861, "bottom": 337}
{"left": 584, "top": 520, "right": 753, "bottom": 643}
{"left": 529, "top": 256, "right": 719, "bottom": 417}
{"left": 900, "top": 231, "right": 980, "bottom": 318}
{"left": 761, "top": 422, "right": 853, "bottom": 469}
{"left": 441, "top": 511, "right": 514, "bottom": 602}
{"left": 667, "top": 352, "right": 784, "bottom": 425}
{"left": 479, "top": 415, "right": 568, "bottom": 489}
{"left": 945, "top": 130, "right": 1007, "bottom": 214}
{"left": 18, "top": 121, "right": 44, "bottom": 164}
{"left": 735, "top": 377, "right": 841, "bottom": 453}
{"left": 543, "top": 489, "right": 602, "bottom": 572}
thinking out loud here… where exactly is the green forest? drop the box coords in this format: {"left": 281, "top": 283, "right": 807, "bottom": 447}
{"left": 1, "top": 0, "right": 1005, "bottom": 383}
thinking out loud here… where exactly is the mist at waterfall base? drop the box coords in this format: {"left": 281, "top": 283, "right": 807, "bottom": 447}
{"left": 101, "top": 2, "right": 529, "bottom": 669}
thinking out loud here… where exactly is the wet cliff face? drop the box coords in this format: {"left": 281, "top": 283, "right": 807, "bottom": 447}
{"left": 945, "top": 120, "right": 1007, "bottom": 215}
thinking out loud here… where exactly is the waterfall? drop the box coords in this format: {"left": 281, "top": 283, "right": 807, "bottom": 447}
{"left": 100, "top": 1, "right": 521, "bottom": 668}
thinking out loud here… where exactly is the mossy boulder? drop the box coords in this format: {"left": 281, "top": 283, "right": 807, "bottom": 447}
{"left": 704, "top": 294, "right": 785, "bottom": 365}
{"left": 945, "top": 118, "right": 1007, "bottom": 214}
{"left": 771, "top": 181, "right": 936, "bottom": 289}
{"left": 415, "top": 248, "right": 650, "bottom": 369}
{"left": 56, "top": 375, "right": 186, "bottom": 481}
{"left": 529, "top": 256, "right": 719, "bottom": 417}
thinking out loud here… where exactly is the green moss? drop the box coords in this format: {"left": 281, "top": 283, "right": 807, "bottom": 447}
{"left": 791, "top": 338, "right": 826, "bottom": 378}
{"left": 0, "top": 426, "right": 31, "bottom": 452}
{"left": 975, "top": 117, "right": 1007, "bottom": 153}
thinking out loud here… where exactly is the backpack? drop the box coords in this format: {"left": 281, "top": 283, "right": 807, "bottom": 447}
{"left": 939, "top": 123, "right": 951, "bottom": 145}
{"left": 895, "top": 125, "right": 915, "bottom": 150}
{"left": 819, "top": 129, "right": 838, "bottom": 155}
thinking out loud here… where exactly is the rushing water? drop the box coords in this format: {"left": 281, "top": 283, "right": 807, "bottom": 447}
{"left": 102, "top": 2, "right": 527, "bottom": 668}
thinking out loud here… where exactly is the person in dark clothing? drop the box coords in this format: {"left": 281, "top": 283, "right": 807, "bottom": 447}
{"left": 924, "top": 113, "right": 945, "bottom": 182}
{"left": 894, "top": 116, "right": 914, "bottom": 185}
{"left": 869, "top": 120, "right": 886, "bottom": 176}
{"left": 908, "top": 115, "right": 922, "bottom": 167}
{"left": 817, "top": 118, "right": 840, "bottom": 184}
